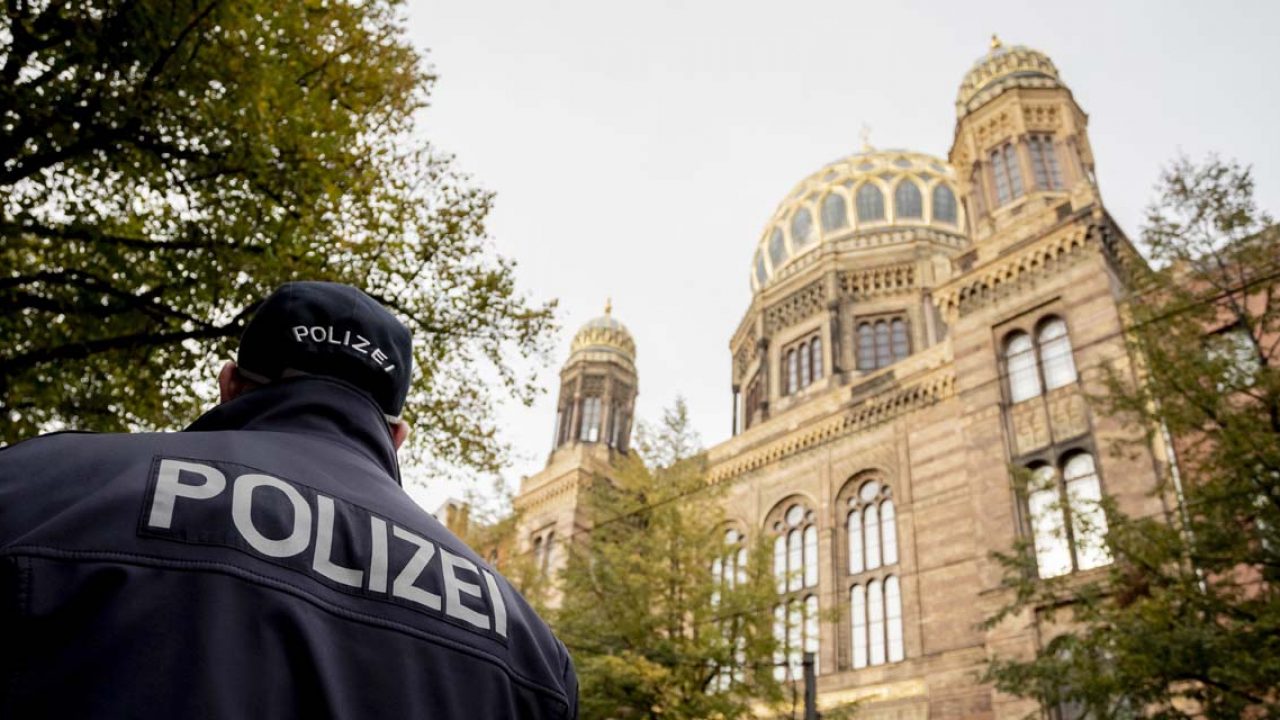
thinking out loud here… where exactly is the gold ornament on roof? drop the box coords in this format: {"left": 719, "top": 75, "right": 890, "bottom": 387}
{"left": 956, "top": 37, "right": 1061, "bottom": 118}
{"left": 569, "top": 304, "right": 636, "bottom": 363}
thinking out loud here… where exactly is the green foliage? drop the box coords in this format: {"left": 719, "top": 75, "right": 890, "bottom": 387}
{"left": 0, "top": 0, "right": 554, "bottom": 473}
{"left": 555, "top": 400, "right": 785, "bottom": 720}
{"left": 984, "top": 156, "right": 1280, "bottom": 719}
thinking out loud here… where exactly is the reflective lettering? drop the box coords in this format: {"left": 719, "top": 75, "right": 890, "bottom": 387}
{"left": 368, "top": 516, "right": 389, "bottom": 593}
{"left": 440, "top": 549, "right": 489, "bottom": 630}
{"left": 312, "top": 495, "right": 363, "bottom": 588}
{"left": 482, "top": 570, "right": 508, "bottom": 638}
{"left": 391, "top": 526, "right": 441, "bottom": 610}
{"left": 148, "top": 459, "right": 227, "bottom": 529}
{"left": 232, "top": 474, "right": 312, "bottom": 558}
{"left": 291, "top": 325, "right": 309, "bottom": 342}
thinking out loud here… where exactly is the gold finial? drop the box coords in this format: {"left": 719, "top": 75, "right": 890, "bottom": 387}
{"left": 990, "top": 33, "right": 1003, "bottom": 51}
{"left": 604, "top": 297, "right": 612, "bottom": 316}
{"left": 859, "top": 123, "right": 872, "bottom": 152}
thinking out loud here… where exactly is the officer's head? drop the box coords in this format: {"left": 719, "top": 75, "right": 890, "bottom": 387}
{"left": 218, "top": 282, "right": 414, "bottom": 449}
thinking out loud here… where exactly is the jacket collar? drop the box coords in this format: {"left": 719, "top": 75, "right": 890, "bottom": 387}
{"left": 185, "top": 376, "right": 401, "bottom": 484}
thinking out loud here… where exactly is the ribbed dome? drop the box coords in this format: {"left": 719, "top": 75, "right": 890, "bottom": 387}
{"left": 568, "top": 302, "right": 636, "bottom": 366}
{"left": 750, "top": 149, "right": 964, "bottom": 292}
{"left": 956, "top": 36, "right": 1061, "bottom": 119}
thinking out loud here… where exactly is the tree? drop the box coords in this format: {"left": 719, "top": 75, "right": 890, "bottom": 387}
{"left": 984, "top": 156, "right": 1280, "bottom": 718}
{"left": 555, "top": 399, "right": 785, "bottom": 720}
{"left": 0, "top": 0, "right": 553, "bottom": 473}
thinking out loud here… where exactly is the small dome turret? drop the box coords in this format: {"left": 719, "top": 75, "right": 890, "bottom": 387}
{"left": 568, "top": 300, "right": 636, "bottom": 369}
{"left": 956, "top": 35, "right": 1062, "bottom": 119}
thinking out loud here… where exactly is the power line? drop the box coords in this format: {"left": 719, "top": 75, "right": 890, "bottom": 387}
{"left": 498, "top": 259, "right": 1280, "bottom": 566}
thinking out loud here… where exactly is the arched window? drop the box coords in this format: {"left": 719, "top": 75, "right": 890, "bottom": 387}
{"left": 799, "top": 341, "right": 811, "bottom": 388}
{"left": 1038, "top": 318, "right": 1078, "bottom": 390}
{"left": 885, "top": 576, "right": 904, "bottom": 662}
{"left": 890, "top": 319, "right": 909, "bottom": 359}
{"left": 990, "top": 142, "right": 1025, "bottom": 206}
{"left": 857, "top": 323, "right": 876, "bottom": 371}
{"left": 578, "top": 397, "right": 602, "bottom": 442}
{"left": 874, "top": 321, "right": 891, "bottom": 368}
{"left": 754, "top": 252, "right": 768, "bottom": 286}
{"left": 894, "top": 180, "right": 923, "bottom": 219}
{"left": 1005, "top": 332, "right": 1042, "bottom": 403}
{"left": 850, "top": 584, "right": 867, "bottom": 668}
{"left": 791, "top": 208, "right": 814, "bottom": 249}
{"left": 1026, "top": 454, "right": 1111, "bottom": 578}
{"left": 932, "top": 184, "right": 958, "bottom": 223}
{"left": 842, "top": 477, "right": 904, "bottom": 668}
{"left": 856, "top": 184, "right": 885, "bottom": 222}
{"left": 768, "top": 227, "right": 788, "bottom": 268}
{"left": 857, "top": 317, "right": 911, "bottom": 372}
{"left": 867, "top": 578, "right": 885, "bottom": 665}
{"left": 770, "top": 500, "right": 819, "bottom": 679}
{"left": 821, "top": 193, "right": 848, "bottom": 232}
{"left": 1028, "top": 134, "right": 1063, "bottom": 190}
{"left": 811, "top": 336, "right": 823, "bottom": 381}
{"left": 786, "top": 349, "right": 798, "bottom": 395}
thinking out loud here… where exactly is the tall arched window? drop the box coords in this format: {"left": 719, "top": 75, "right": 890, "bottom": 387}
{"left": 894, "top": 180, "right": 923, "bottom": 219}
{"left": 768, "top": 227, "right": 788, "bottom": 268}
{"left": 874, "top": 321, "right": 891, "bottom": 369}
{"left": 784, "top": 332, "right": 823, "bottom": 395}
{"left": 578, "top": 397, "right": 602, "bottom": 442}
{"left": 890, "top": 319, "right": 909, "bottom": 360}
{"left": 857, "top": 323, "right": 876, "bottom": 371}
{"left": 821, "top": 193, "right": 848, "bottom": 232}
{"left": 858, "top": 318, "right": 911, "bottom": 371}
{"left": 842, "top": 477, "right": 903, "bottom": 669}
{"left": 1005, "top": 332, "right": 1042, "bottom": 403}
{"left": 1026, "top": 453, "right": 1111, "bottom": 578}
{"left": 754, "top": 252, "right": 768, "bottom": 286}
{"left": 770, "top": 500, "right": 820, "bottom": 679}
{"left": 856, "top": 184, "right": 885, "bottom": 222}
{"left": 990, "top": 142, "right": 1024, "bottom": 206}
{"left": 932, "top": 184, "right": 958, "bottom": 224}
{"left": 786, "top": 349, "right": 798, "bottom": 396}
{"left": 1028, "top": 134, "right": 1063, "bottom": 190}
{"left": 811, "top": 336, "right": 823, "bottom": 381}
{"left": 1038, "top": 318, "right": 1078, "bottom": 390}
{"left": 1005, "top": 316, "right": 1080, "bottom": 403}
{"left": 799, "top": 341, "right": 811, "bottom": 388}
{"left": 791, "top": 208, "right": 814, "bottom": 249}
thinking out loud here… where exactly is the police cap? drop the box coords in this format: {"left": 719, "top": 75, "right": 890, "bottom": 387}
{"left": 237, "top": 282, "right": 413, "bottom": 420}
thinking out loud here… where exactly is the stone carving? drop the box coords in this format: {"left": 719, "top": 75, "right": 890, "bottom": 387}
{"left": 764, "top": 280, "right": 827, "bottom": 334}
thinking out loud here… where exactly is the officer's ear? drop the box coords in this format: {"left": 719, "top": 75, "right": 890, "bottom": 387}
{"left": 218, "top": 361, "right": 257, "bottom": 404}
{"left": 389, "top": 420, "right": 410, "bottom": 451}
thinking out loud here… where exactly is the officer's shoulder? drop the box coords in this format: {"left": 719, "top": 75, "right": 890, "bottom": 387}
{"left": 0, "top": 430, "right": 99, "bottom": 456}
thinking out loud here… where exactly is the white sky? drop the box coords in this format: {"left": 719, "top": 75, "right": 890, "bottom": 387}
{"left": 401, "top": 0, "right": 1280, "bottom": 513}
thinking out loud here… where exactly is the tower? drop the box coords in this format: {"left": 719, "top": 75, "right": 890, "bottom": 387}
{"left": 512, "top": 303, "right": 638, "bottom": 606}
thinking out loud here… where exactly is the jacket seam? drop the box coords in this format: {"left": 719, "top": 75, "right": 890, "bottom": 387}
{"left": 2, "top": 545, "right": 570, "bottom": 712}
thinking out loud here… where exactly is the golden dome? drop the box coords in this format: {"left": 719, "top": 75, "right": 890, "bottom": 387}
{"left": 956, "top": 37, "right": 1061, "bottom": 118}
{"left": 751, "top": 149, "right": 965, "bottom": 292}
{"left": 568, "top": 301, "right": 636, "bottom": 366}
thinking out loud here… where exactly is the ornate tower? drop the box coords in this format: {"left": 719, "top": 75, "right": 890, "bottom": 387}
{"left": 512, "top": 303, "right": 638, "bottom": 606}
{"left": 949, "top": 35, "right": 1102, "bottom": 262}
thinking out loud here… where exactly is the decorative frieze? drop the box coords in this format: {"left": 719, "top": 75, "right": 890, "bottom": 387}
{"left": 764, "top": 280, "right": 827, "bottom": 334}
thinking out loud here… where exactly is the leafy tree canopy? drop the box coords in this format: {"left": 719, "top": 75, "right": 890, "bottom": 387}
{"left": 555, "top": 400, "right": 786, "bottom": 720}
{"left": 0, "top": 0, "right": 554, "bottom": 473}
{"left": 984, "top": 156, "right": 1279, "bottom": 719}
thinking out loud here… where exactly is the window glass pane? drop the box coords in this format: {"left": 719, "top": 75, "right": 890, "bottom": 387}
{"left": 1065, "top": 454, "right": 1111, "bottom": 570}
{"left": 891, "top": 319, "right": 909, "bottom": 360}
{"left": 864, "top": 504, "right": 881, "bottom": 570}
{"left": 875, "top": 321, "right": 891, "bottom": 368}
{"left": 856, "top": 184, "right": 885, "bottom": 222}
{"left": 991, "top": 148, "right": 1010, "bottom": 206}
{"left": 1045, "top": 138, "right": 1062, "bottom": 189}
{"left": 788, "top": 529, "right": 803, "bottom": 592}
{"left": 1006, "top": 332, "right": 1042, "bottom": 402}
{"left": 848, "top": 510, "right": 864, "bottom": 573}
{"left": 821, "top": 193, "right": 848, "bottom": 231}
{"left": 787, "top": 349, "right": 798, "bottom": 395}
{"left": 791, "top": 208, "right": 814, "bottom": 249}
{"left": 736, "top": 547, "right": 748, "bottom": 588}
{"left": 886, "top": 576, "right": 904, "bottom": 662}
{"left": 755, "top": 252, "right": 768, "bottom": 286}
{"left": 711, "top": 557, "right": 722, "bottom": 606}
{"left": 881, "top": 499, "right": 898, "bottom": 565}
{"left": 811, "top": 337, "right": 823, "bottom": 380}
{"left": 788, "top": 599, "right": 802, "bottom": 677}
{"left": 851, "top": 584, "right": 867, "bottom": 669}
{"left": 774, "top": 535, "right": 787, "bottom": 593}
{"left": 768, "top": 227, "right": 788, "bottom": 269}
{"left": 773, "top": 604, "right": 787, "bottom": 681}
{"left": 1038, "top": 319, "right": 1077, "bottom": 390}
{"left": 932, "top": 184, "right": 958, "bottom": 223}
{"left": 785, "top": 504, "right": 805, "bottom": 527}
{"left": 868, "top": 579, "right": 885, "bottom": 665}
{"left": 799, "top": 342, "right": 811, "bottom": 388}
{"left": 858, "top": 323, "right": 876, "bottom": 371}
{"left": 859, "top": 481, "right": 880, "bottom": 502}
{"left": 1005, "top": 144, "right": 1024, "bottom": 198}
{"left": 1030, "top": 136, "right": 1050, "bottom": 190}
{"left": 895, "top": 181, "right": 923, "bottom": 219}
{"left": 579, "top": 398, "right": 602, "bottom": 441}
{"left": 804, "top": 595, "right": 820, "bottom": 662}
{"left": 1028, "top": 466, "right": 1072, "bottom": 578}
{"left": 803, "top": 525, "right": 818, "bottom": 588}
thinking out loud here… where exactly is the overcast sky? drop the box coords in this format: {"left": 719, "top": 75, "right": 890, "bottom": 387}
{"left": 400, "top": 0, "right": 1280, "bottom": 513}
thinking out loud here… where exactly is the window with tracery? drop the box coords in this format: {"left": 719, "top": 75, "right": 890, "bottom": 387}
{"left": 1026, "top": 452, "right": 1111, "bottom": 578}
{"left": 856, "top": 184, "right": 885, "bottom": 222}
{"left": 1028, "top": 134, "right": 1063, "bottom": 190}
{"left": 770, "top": 501, "right": 819, "bottom": 680}
{"left": 894, "top": 180, "right": 923, "bottom": 219}
{"left": 842, "top": 477, "right": 903, "bottom": 668}
{"left": 856, "top": 317, "right": 910, "bottom": 371}
{"left": 990, "top": 142, "right": 1024, "bottom": 206}
{"left": 1003, "top": 316, "right": 1079, "bottom": 403}
{"left": 710, "top": 528, "right": 748, "bottom": 690}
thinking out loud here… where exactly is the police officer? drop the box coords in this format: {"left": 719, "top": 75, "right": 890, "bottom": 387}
{"left": 0, "top": 281, "right": 578, "bottom": 719}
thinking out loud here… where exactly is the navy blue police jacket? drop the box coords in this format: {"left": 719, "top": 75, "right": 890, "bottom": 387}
{"left": 0, "top": 376, "right": 577, "bottom": 719}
